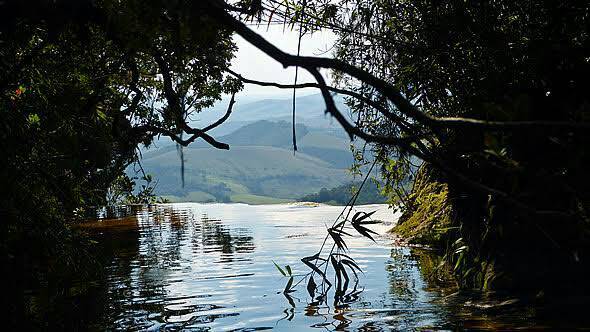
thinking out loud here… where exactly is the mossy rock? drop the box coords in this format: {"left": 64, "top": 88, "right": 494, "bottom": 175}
{"left": 392, "top": 164, "right": 454, "bottom": 246}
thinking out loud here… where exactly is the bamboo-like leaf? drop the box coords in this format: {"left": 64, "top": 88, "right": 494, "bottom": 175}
{"left": 341, "top": 259, "right": 363, "bottom": 276}
{"left": 328, "top": 228, "right": 348, "bottom": 251}
{"left": 352, "top": 210, "right": 377, "bottom": 224}
{"left": 333, "top": 220, "right": 346, "bottom": 229}
{"left": 338, "top": 258, "right": 349, "bottom": 282}
{"left": 331, "top": 227, "right": 353, "bottom": 237}
{"left": 302, "top": 253, "right": 326, "bottom": 263}
{"left": 454, "top": 245, "right": 468, "bottom": 254}
{"left": 284, "top": 276, "right": 294, "bottom": 293}
{"left": 273, "top": 261, "right": 287, "bottom": 276}
{"left": 359, "top": 220, "right": 381, "bottom": 225}
{"left": 340, "top": 261, "right": 350, "bottom": 292}
{"left": 332, "top": 252, "right": 356, "bottom": 261}
{"left": 362, "top": 226, "right": 379, "bottom": 235}
{"left": 454, "top": 252, "right": 464, "bottom": 271}
{"left": 301, "top": 257, "right": 332, "bottom": 287}
{"left": 284, "top": 293, "right": 296, "bottom": 308}
{"left": 352, "top": 224, "right": 378, "bottom": 242}
{"left": 285, "top": 265, "right": 292, "bottom": 276}
{"left": 330, "top": 256, "right": 341, "bottom": 277}
{"left": 452, "top": 237, "right": 464, "bottom": 246}
{"left": 266, "top": 6, "right": 278, "bottom": 28}
{"left": 351, "top": 211, "right": 363, "bottom": 223}
{"left": 332, "top": 254, "right": 361, "bottom": 278}
{"left": 330, "top": 255, "right": 343, "bottom": 293}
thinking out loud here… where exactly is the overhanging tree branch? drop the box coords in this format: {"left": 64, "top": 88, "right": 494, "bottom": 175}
{"left": 137, "top": 125, "right": 229, "bottom": 149}
{"left": 134, "top": 92, "right": 237, "bottom": 150}
{"left": 207, "top": 0, "right": 590, "bottom": 133}
{"left": 226, "top": 68, "right": 415, "bottom": 132}
{"left": 207, "top": 1, "right": 580, "bottom": 223}
{"left": 200, "top": 93, "right": 236, "bottom": 132}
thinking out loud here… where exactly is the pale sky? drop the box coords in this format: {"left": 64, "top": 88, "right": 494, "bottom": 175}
{"left": 230, "top": 25, "right": 336, "bottom": 98}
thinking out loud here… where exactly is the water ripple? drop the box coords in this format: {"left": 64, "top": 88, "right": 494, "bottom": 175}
{"left": 74, "top": 203, "right": 564, "bottom": 330}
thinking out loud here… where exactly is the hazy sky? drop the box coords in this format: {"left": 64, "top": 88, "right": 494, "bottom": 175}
{"left": 230, "top": 25, "right": 336, "bottom": 98}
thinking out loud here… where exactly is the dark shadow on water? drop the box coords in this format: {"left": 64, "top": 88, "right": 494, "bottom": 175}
{"left": 403, "top": 247, "right": 590, "bottom": 330}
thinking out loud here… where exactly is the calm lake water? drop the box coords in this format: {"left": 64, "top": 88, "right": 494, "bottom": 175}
{"left": 69, "top": 203, "right": 586, "bottom": 331}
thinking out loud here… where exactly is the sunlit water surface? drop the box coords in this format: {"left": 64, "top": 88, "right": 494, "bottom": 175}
{"left": 73, "top": 203, "right": 578, "bottom": 331}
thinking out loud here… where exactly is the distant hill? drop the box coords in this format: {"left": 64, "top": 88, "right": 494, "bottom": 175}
{"left": 134, "top": 93, "right": 384, "bottom": 204}
{"left": 211, "top": 120, "right": 309, "bottom": 148}
{"left": 190, "top": 93, "right": 352, "bottom": 136}
{"left": 141, "top": 144, "right": 351, "bottom": 203}
{"left": 146, "top": 93, "right": 351, "bottom": 149}
{"left": 189, "top": 120, "right": 354, "bottom": 168}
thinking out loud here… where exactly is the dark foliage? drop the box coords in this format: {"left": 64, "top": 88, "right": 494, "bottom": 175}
{"left": 298, "top": 0, "right": 590, "bottom": 292}
{"left": 0, "top": 1, "right": 241, "bottom": 326}
{"left": 230, "top": 0, "right": 590, "bottom": 296}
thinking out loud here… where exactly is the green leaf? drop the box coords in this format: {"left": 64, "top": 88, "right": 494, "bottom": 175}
{"left": 96, "top": 109, "right": 107, "bottom": 121}
{"left": 284, "top": 276, "right": 294, "bottom": 293}
{"left": 454, "top": 252, "right": 464, "bottom": 271}
{"left": 273, "top": 260, "right": 286, "bottom": 276}
{"left": 27, "top": 113, "right": 40, "bottom": 126}
{"left": 454, "top": 245, "right": 469, "bottom": 254}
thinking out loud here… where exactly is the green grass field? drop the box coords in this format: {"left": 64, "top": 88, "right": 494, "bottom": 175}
{"left": 136, "top": 118, "right": 359, "bottom": 204}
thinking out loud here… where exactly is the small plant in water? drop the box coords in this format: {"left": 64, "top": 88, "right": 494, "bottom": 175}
{"left": 274, "top": 160, "right": 381, "bottom": 307}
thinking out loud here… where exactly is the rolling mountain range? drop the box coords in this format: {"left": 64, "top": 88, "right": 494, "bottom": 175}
{"left": 188, "top": 92, "right": 352, "bottom": 136}
{"left": 135, "top": 93, "right": 377, "bottom": 204}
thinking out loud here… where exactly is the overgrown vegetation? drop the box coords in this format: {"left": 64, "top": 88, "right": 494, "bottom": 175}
{"left": 274, "top": 0, "right": 590, "bottom": 293}
{"left": 0, "top": 1, "right": 241, "bottom": 325}
{"left": 392, "top": 164, "right": 453, "bottom": 246}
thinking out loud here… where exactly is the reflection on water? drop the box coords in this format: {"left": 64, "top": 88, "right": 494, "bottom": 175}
{"left": 85, "top": 206, "right": 258, "bottom": 330}
{"left": 69, "top": 203, "right": 588, "bottom": 330}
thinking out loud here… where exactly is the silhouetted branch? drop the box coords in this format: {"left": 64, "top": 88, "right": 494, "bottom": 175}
{"left": 228, "top": 69, "right": 419, "bottom": 145}
{"left": 138, "top": 125, "right": 229, "bottom": 149}
{"left": 153, "top": 51, "right": 186, "bottom": 127}
{"left": 205, "top": 1, "right": 584, "bottom": 224}
{"left": 200, "top": 93, "right": 236, "bottom": 132}
{"left": 150, "top": 50, "right": 239, "bottom": 150}
{"left": 226, "top": 69, "right": 414, "bottom": 132}
{"left": 135, "top": 92, "right": 237, "bottom": 150}
{"left": 306, "top": 66, "right": 419, "bottom": 145}
{"left": 210, "top": 3, "right": 578, "bottom": 223}
{"left": 208, "top": 0, "right": 590, "bottom": 133}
